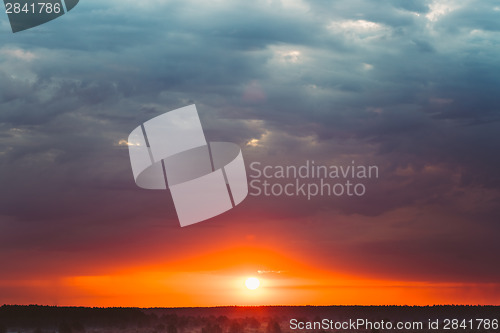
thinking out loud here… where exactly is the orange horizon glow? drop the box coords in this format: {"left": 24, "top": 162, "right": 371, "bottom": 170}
{"left": 1, "top": 245, "right": 499, "bottom": 307}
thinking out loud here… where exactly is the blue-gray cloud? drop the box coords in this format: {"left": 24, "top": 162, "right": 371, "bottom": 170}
{"left": 0, "top": 0, "right": 499, "bottom": 286}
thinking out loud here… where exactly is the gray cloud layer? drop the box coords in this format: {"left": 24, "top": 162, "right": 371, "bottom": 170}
{"left": 0, "top": 0, "right": 499, "bottom": 287}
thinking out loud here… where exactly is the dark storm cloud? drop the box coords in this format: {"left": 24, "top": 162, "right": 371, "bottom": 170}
{"left": 0, "top": 0, "right": 499, "bottom": 285}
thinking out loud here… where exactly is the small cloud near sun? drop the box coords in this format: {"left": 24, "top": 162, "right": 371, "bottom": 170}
{"left": 258, "top": 270, "right": 285, "bottom": 274}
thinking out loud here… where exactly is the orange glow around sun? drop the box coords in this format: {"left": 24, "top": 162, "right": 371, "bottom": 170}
{"left": 2, "top": 245, "right": 500, "bottom": 307}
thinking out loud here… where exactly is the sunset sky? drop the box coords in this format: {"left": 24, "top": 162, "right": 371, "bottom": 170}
{"left": 1, "top": 0, "right": 500, "bottom": 306}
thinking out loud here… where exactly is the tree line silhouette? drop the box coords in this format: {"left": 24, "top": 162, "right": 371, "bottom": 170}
{"left": 0, "top": 305, "right": 284, "bottom": 333}
{"left": 0, "top": 305, "right": 498, "bottom": 333}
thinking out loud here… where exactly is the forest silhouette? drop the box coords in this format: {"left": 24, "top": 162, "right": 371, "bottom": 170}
{"left": 0, "top": 305, "right": 498, "bottom": 333}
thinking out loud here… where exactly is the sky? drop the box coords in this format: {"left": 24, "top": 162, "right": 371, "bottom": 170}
{"left": 0, "top": 0, "right": 500, "bottom": 307}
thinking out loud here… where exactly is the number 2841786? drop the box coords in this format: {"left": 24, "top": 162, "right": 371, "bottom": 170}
{"left": 5, "top": 2, "right": 62, "bottom": 14}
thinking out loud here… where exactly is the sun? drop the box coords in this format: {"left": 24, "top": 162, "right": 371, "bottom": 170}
{"left": 245, "top": 277, "right": 260, "bottom": 290}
